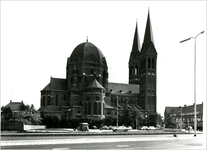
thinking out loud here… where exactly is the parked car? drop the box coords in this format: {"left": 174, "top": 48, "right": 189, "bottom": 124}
{"left": 148, "top": 126, "right": 157, "bottom": 130}
{"left": 126, "top": 126, "right": 132, "bottom": 130}
{"left": 100, "top": 125, "right": 109, "bottom": 130}
{"left": 113, "top": 126, "right": 128, "bottom": 132}
{"left": 141, "top": 126, "right": 149, "bottom": 130}
{"left": 93, "top": 126, "right": 97, "bottom": 129}
{"left": 78, "top": 122, "right": 89, "bottom": 131}
{"left": 108, "top": 126, "right": 117, "bottom": 130}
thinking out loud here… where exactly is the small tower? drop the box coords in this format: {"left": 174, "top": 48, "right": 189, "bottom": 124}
{"left": 129, "top": 21, "right": 141, "bottom": 85}
{"left": 140, "top": 10, "right": 157, "bottom": 114}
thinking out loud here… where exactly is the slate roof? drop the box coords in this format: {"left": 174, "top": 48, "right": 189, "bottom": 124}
{"left": 165, "top": 103, "right": 203, "bottom": 117}
{"left": 5, "top": 101, "right": 23, "bottom": 111}
{"left": 129, "top": 22, "right": 141, "bottom": 62}
{"left": 143, "top": 10, "right": 154, "bottom": 48}
{"left": 86, "top": 79, "right": 104, "bottom": 89}
{"left": 41, "top": 77, "right": 67, "bottom": 91}
{"left": 108, "top": 82, "right": 139, "bottom": 94}
{"left": 70, "top": 42, "right": 106, "bottom": 66}
{"left": 38, "top": 106, "right": 60, "bottom": 112}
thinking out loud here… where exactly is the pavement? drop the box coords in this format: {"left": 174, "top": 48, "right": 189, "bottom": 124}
{"left": 1, "top": 133, "right": 204, "bottom": 147}
{"left": 1, "top": 129, "right": 203, "bottom": 147}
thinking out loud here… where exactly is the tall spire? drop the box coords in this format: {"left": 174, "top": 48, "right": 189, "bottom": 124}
{"left": 129, "top": 21, "right": 141, "bottom": 62}
{"left": 143, "top": 9, "right": 154, "bottom": 48}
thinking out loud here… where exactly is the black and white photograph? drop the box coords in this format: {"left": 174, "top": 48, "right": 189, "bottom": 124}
{"left": 1, "top": 1, "right": 206, "bottom": 150}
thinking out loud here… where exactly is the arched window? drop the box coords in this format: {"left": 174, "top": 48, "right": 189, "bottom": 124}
{"left": 43, "top": 97, "right": 45, "bottom": 106}
{"left": 144, "top": 58, "right": 146, "bottom": 69}
{"left": 85, "top": 102, "right": 88, "bottom": 115}
{"left": 103, "top": 103, "right": 105, "bottom": 115}
{"left": 47, "top": 96, "right": 50, "bottom": 105}
{"left": 129, "top": 67, "right": 132, "bottom": 76}
{"left": 94, "top": 102, "right": 97, "bottom": 114}
{"left": 152, "top": 58, "right": 155, "bottom": 69}
{"left": 98, "top": 103, "right": 101, "bottom": 115}
{"left": 136, "top": 65, "right": 138, "bottom": 75}
{"left": 88, "top": 102, "right": 91, "bottom": 114}
{"left": 56, "top": 94, "right": 58, "bottom": 106}
{"left": 64, "top": 95, "right": 66, "bottom": 101}
{"left": 148, "top": 58, "right": 151, "bottom": 68}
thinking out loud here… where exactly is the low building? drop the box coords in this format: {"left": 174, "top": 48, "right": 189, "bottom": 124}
{"left": 164, "top": 102, "right": 203, "bottom": 130}
{"left": 4, "top": 100, "right": 24, "bottom": 112}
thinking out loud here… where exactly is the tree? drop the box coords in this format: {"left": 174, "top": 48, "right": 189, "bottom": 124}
{"left": 132, "top": 106, "right": 145, "bottom": 129}
{"left": 1, "top": 104, "right": 42, "bottom": 125}
{"left": 1, "top": 106, "right": 13, "bottom": 121}
{"left": 148, "top": 113, "right": 163, "bottom": 127}
{"left": 119, "top": 106, "right": 133, "bottom": 127}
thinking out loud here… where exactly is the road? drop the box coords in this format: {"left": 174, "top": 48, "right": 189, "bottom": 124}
{"left": 1, "top": 134, "right": 205, "bottom": 150}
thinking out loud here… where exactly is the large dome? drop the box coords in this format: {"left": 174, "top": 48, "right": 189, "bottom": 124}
{"left": 70, "top": 42, "right": 106, "bottom": 65}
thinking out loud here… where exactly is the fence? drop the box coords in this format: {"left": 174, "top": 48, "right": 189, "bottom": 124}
{"left": 1, "top": 121, "right": 46, "bottom": 131}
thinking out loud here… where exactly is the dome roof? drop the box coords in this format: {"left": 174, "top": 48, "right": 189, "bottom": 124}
{"left": 70, "top": 42, "right": 107, "bottom": 65}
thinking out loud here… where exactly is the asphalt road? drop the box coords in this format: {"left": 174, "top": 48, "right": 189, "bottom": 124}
{"left": 1, "top": 134, "right": 205, "bottom": 150}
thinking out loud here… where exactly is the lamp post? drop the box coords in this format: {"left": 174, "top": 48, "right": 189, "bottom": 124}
{"left": 180, "top": 30, "right": 204, "bottom": 137}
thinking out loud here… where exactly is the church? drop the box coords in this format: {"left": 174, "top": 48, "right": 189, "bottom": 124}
{"left": 38, "top": 10, "right": 157, "bottom": 120}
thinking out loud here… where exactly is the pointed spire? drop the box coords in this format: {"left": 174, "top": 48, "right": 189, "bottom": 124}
{"left": 129, "top": 21, "right": 141, "bottom": 62}
{"left": 143, "top": 9, "right": 154, "bottom": 48}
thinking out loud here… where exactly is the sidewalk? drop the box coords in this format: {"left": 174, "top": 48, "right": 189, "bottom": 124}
{"left": 1, "top": 134, "right": 203, "bottom": 147}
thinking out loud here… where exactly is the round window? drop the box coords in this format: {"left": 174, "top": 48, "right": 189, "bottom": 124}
{"left": 95, "top": 96, "right": 100, "bottom": 101}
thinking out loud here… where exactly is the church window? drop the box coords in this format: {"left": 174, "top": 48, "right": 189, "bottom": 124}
{"left": 88, "top": 102, "right": 91, "bottom": 114}
{"left": 148, "top": 58, "right": 151, "bottom": 68}
{"left": 56, "top": 94, "right": 58, "bottom": 106}
{"left": 79, "top": 76, "right": 81, "bottom": 83}
{"left": 63, "top": 95, "right": 66, "bottom": 101}
{"left": 94, "top": 102, "right": 97, "bottom": 114}
{"left": 43, "top": 97, "right": 45, "bottom": 106}
{"left": 85, "top": 76, "right": 87, "bottom": 82}
{"left": 129, "top": 67, "right": 132, "bottom": 76}
{"left": 107, "top": 111, "right": 111, "bottom": 115}
{"left": 85, "top": 103, "right": 87, "bottom": 115}
{"left": 135, "top": 65, "right": 138, "bottom": 75}
{"left": 47, "top": 96, "right": 50, "bottom": 105}
{"left": 95, "top": 96, "right": 100, "bottom": 101}
{"left": 98, "top": 103, "right": 101, "bottom": 114}
{"left": 86, "top": 96, "right": 90, "bottom": 102}
{"left": 103, "top": 103, "right": 105, "bottom": 115}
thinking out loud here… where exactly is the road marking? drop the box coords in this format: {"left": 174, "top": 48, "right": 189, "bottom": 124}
{"left": 53, "top": 148, "right": 69, "bottom": 150}
{"left": 116, "top": 145, "right": 129, "bottom": 147}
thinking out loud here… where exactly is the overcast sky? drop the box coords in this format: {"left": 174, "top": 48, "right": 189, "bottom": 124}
{"left": 1, "top": 1, "right": 206, "bottom": 116}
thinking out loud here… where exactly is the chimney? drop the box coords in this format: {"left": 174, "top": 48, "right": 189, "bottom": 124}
{"left": 10, "top": 100, "right": 12, "bottom": 103}
{"left": 184, "top": 104, "right": 187, "bottom": 107}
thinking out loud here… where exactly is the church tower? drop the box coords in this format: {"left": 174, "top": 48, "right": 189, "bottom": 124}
{"left": 139, "top": 10, "right": 157, "bottom": 114}
{"left": 128, "top": 22, "right": 141, "bottom": 85}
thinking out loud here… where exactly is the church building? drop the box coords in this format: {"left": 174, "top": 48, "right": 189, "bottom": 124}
{"left": 38, "top": 10, "right": 157, "bottom": 120}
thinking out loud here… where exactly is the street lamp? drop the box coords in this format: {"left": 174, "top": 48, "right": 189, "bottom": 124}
{"left": 180, "top": 30, "right": 204, "bottom": 137}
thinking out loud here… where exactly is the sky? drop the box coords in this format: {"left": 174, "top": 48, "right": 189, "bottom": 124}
{"left": 1, "top": 1, "right": 206, "bottom": 117}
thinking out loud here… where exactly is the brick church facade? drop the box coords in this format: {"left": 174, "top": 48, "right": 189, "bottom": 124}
{"left": 38, "top": 10, "right": 157, "bottom": 120}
